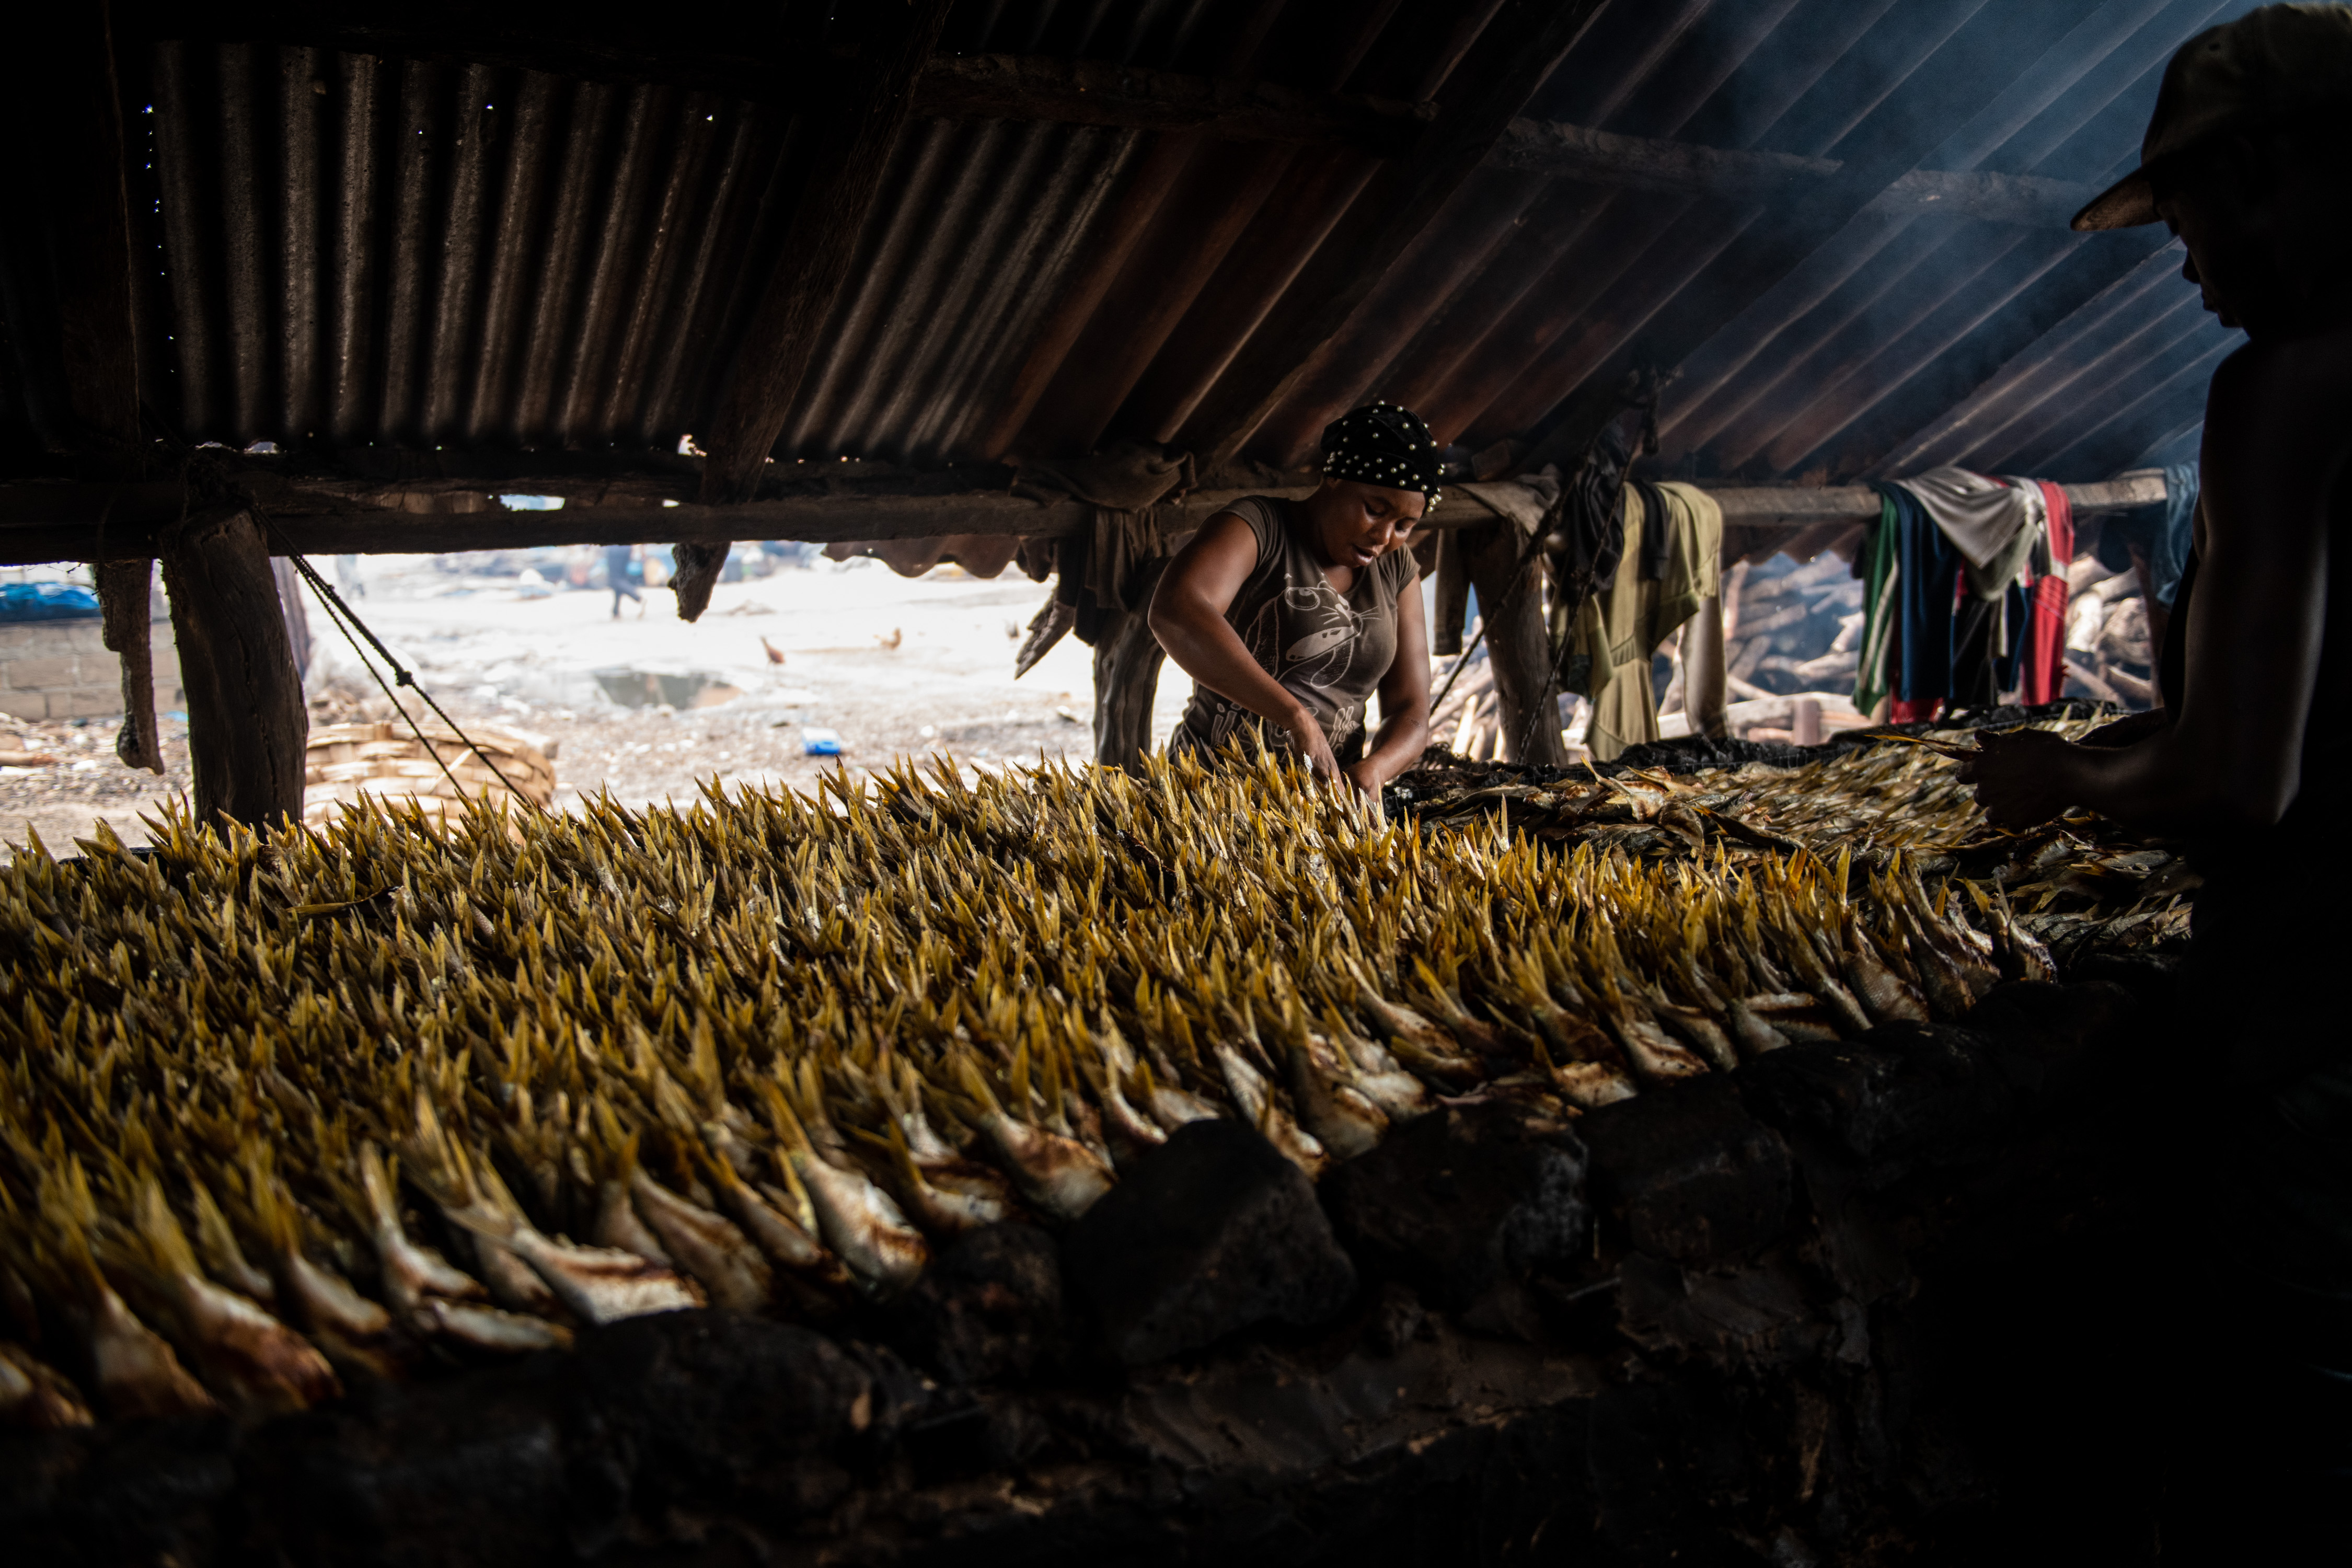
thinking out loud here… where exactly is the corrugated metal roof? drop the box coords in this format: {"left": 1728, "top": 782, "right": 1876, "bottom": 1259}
{"left": 9, "top": 0, "right": 2263, "bottom": 490}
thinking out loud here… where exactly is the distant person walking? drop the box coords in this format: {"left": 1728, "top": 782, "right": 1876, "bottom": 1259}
{"left": 605, "top": 544, "right": 642, "bottom": 619}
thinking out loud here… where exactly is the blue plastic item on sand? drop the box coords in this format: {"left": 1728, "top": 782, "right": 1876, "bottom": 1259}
{"left": 801, "top": 727, "right": 843, "bottom": 756}
{"left": 0, "top": 583, "right": 101, "bottom": 621}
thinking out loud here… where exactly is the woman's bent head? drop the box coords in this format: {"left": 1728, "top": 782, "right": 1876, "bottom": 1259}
{"left": 1307, "top": 403, "right": 1442, "bottom": 570}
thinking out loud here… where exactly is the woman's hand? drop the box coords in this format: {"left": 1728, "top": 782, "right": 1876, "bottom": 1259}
{"left": 1282, "top": 707, "right": 1342, "bottom": 783}
{"left": 1956, "top": 728, "right": 2081, "bottom": 829}
{"left": 1340, "top": 758, "right": 1383, "bottom": 798}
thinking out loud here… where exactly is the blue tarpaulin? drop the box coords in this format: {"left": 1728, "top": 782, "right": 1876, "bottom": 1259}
{"left": 0, "top": 584, "right": 101, "bottom": 622}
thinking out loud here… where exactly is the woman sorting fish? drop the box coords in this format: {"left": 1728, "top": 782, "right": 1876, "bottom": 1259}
{"left": 1149, "top": 403, "right": 1438, "bottom": 792}
{"left": 1961, "top": 7, "right": 2352, "bottom": 1559}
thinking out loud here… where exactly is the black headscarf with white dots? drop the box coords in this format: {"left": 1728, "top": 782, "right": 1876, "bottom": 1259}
{"left": 1319, "top": 402, "right": 1442, "bottom": 511}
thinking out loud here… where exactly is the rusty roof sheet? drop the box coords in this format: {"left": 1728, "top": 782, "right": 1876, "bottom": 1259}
{"left": 6, "top": 0, "right": 2259, "bottom": 490}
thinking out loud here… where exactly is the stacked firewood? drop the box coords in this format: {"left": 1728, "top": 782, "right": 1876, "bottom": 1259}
{"left": 1722, "top": 553, "right": 1867, "bottom": 702}
{"left": 302, "top": 721, "right": 557, "bottom": 827}
{"left": 2062, "top": 557, "right": 2157, "bottom": 708}
{"left": 1710, "top": 554, "right": 1870, "bottom": 742}
{"left": 1427, "top": 655, "right": 1509, "bottom": 762}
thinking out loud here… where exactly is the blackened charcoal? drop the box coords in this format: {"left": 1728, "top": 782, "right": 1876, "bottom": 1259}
{"left": 1737, "top": 1025, "right": 2020, "bottom": 1180}
{"left": 885, "top": 1223, "right": 1063, "bottom": 1386}
{"left": 1580, "top": 1077, "right": 1792, "bottom": 1265}
{"left": 1322, "top": 1101, "right": 1590, "bottom": 1309}
{"left": 1062, "top": 1121, "right": 1356, "bottom": 1365}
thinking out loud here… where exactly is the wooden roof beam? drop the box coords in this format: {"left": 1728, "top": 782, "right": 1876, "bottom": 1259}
{"left": 1703, "top": 472, "right": 2169, "bottom": 525}
{"left": 0, "top": 471, "right": 2171, "bottom": 567}
{"left": 1488, "top": 121, "right": 2093, "bottom": 229}
{"left": 918, "top": 54, "right": 1429, "bottom": 154}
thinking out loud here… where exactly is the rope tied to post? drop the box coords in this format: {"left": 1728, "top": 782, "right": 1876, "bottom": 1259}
{"left": 250, "top": 509, "right": 546, "bottom": 820}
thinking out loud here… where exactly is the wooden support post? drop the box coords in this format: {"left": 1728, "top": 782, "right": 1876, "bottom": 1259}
{"left": 162, "top": 510, "right": 308, "bottom": 829}
{"left": 1460, "top": 516, "right": 1569, "bottom": 767}
{"left": 669, "top": 541, "right": 729, "bottom": 623}
{"left": 1682, "top": 593, "right": 1729, "bottom": 742}
{"left": 1091, "top": 560, "right": 1170, "bottom": 774}
{"left": 1431, "top": 526, "right": 1469, "bottom": 658}
{"left": 269, "top": 558, "right": 313, "bottom": 679}
{"left": 97, "top": 561, "right": 163, "bottom": 773}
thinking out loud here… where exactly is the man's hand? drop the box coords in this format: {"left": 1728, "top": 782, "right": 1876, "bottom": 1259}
{"left": 1956, "top": 728, "right": 2081, "bottom": 828}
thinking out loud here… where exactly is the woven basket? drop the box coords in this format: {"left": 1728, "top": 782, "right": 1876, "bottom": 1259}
{"left": 303, "top": 721, "right": 557, "bottom": 827}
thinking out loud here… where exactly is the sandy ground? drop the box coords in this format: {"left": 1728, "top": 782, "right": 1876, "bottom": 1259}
{"left": 0, "top": 553, "right": 1200, "bottom": 852}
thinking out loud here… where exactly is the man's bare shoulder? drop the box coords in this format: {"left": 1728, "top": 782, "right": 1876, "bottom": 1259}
{"left": 2213, "top": 321, "right": 2352, "bottom": 402}
{"left": 2208, "top": 324, "right": 2352, "bottom": 462}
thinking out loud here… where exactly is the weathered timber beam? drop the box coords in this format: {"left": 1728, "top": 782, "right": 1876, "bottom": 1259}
{"left": 0, "top": 493, "right": 1082, "bottom": 564}
{"left": 930, "top": 61, "right": 2089, "bottom": 228}
{"left": 0, "top": 474, "right": 2170, "bottom": 566}
{"left": 1487, "top": 121, "right": 2093, "bottom": 229}
{"left": 0, "top": 450, "right": 1000, "bottom": 506}
{"left": 0, "top": 481, "right": 1302, "bottom": 562}
{"left": 1184, "top": 0, "right": 1612, "bottom": 474}
{"left": 698, "top": 2, "right": 954, "bottom": 508}
{"left": 916, "top": 54, "right": 1427, "bottom": 154}
{"left": 1702, "top": 474, "right": 2167, "bottom": 526}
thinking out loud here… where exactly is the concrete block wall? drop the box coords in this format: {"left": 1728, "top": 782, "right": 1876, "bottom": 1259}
{"left": 0, "top": 617, "right": 184, "bottom": 722}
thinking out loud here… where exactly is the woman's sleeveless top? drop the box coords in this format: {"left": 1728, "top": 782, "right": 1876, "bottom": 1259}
{"left": 1167, "top": 496, "right": 1417, "bottom": 766}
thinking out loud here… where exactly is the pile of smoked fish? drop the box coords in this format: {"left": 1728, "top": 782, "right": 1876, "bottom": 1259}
{"left": 1401, "top": 720, "right": 2199, "bottom": 953}
{"left": 0, "top": 736, "right": 2131, "bottom": 1430}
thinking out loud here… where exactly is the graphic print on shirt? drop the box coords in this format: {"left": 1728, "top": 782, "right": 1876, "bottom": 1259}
{"left": 1275, "top": 578, "right": 1366, "bottom": 688}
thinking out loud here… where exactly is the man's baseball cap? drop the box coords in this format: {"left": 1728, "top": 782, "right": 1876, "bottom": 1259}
{"left": 2072, "top": 3, "right": 2352, "bottom": 231}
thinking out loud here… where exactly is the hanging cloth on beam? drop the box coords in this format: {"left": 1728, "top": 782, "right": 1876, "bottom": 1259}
{"left": 1572, "top": 482, "right": 1722, "bottom": 762}
{"left": 2149, "top": 461, "right": 2200, "bottom": 608}
{"left": 1547, "top": 402, "right": 1652, "bottom": 611}
{"left": 1893, "top": 465, "right": 2034, "bottom": 580}
{"left": 1852, "top": 493, "right": 1901, "bottom": 717}
{"left": 2020, "top": 479, "right": 2075, "bottom": 705}
{"left": 1882, "top": 481, "right": 1959, "bottom": 716}
{"left": 1883, "top": 467, "right": 2045, "bottom": 717}
{"left": 1659, "top": 482, "right": 1728, "bottom": 745}
{"left": 824, "top": 534, "right": 1024, "bottom": 579}
{"left": 1629, "top": 476, "right": 1674, "bottom": 582}
{"left": 1007, "top": 508, "right": 1172, "bottom": 678}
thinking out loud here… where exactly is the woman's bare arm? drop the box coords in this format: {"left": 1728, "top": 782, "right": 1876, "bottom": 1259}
{"left": 1965, "top": 337, "right": 2343, "bottom": 832}
{"left": 1148, "top": 512, "right": 1340, "bottom": 779}
{"left": 1347, "top": 564, "right": 1431, "bottom": 793}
